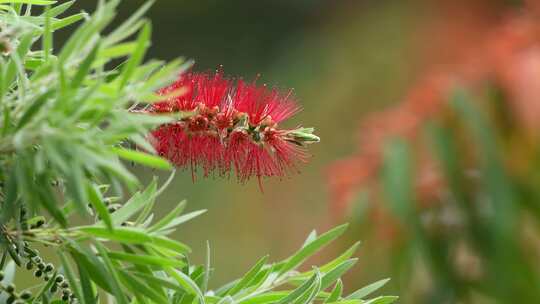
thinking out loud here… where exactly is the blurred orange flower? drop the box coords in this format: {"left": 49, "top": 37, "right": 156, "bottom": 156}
{"left": 328, "top": 1, "right": 540, "bottom": 218}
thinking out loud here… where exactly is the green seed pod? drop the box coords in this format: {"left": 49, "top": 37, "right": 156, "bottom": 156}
{"left": 107, "top": 204, "right": 122, "bottom": 213}
{"left": 6, "top": 283, "right": 16, "bottom": 293}
{"left": 55, "top": 275, "right": 64, "bottom": 283}
{"left": 7, "top": 246, "right": 21, "bottom": 267}
{"left": 20, "top": 291, "right": 32, "bottom": 299}
{"left": 35, "top": 219, "right": 45, "bottom": 227}
{"left": 44, "top": 263, "right": 53, "bottom": 272}
{"left": 24, "top": 247, "right": 38, "bottom": 257}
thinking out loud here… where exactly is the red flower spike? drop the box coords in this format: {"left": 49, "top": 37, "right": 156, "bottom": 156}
{"left": 145, "top": 70, "right": 319, "bottom": 183}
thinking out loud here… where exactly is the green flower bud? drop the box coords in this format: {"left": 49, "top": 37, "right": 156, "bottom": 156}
{"left": 285, "top": 127, "right": 320, "bottom": 145}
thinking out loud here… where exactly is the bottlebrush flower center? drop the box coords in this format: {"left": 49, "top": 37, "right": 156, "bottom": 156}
{"left": 163, "top": 102, "right": 281, "bottom": 148}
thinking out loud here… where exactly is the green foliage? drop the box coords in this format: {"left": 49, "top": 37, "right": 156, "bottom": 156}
{"left": 0, "top": 1, "right": 393, "bottom": 303}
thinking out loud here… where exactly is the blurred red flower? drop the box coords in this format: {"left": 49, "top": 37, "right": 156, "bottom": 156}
{"left": 327, "top": 1, "right": 540, "bottom": 216}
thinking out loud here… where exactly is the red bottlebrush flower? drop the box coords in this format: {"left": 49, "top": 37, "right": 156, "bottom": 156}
{"left": 146, "top": 70, "right": 318, "bottom": 183}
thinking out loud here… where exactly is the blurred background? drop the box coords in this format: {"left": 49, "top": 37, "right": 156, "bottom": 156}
{"left": 63, "top": 0, "right": 540, "bottom": 303}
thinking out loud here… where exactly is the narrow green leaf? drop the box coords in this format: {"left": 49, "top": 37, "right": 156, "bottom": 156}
{"left": 94, "top": 243, "right": 129, "bottom": 304}
{"left": 1, "top": 104, "right": 9, "bottom": 136}
{"left": 278, "top": 224, "right": 348, "bottom": 276}
{"left": 68, "top": 243, "right": 113, "bottom": 294}
{"left": 216, "top": 296, "right": 236, "bottom": 304}
{"left": 0, "top": 0, "right": 55, "bottom": 4}
{"left": 78, "top": 226, "right": 153, "bottom": 244}
{"left": 58, "top": 252, "right": 85, "bottom": 304}
{"left": 64, "top": 160, "right": 90, "bottom": 217}
{"left": 275, "top": 270, "right": 321, "bottom": 304}
{"left": 87, "top": 183, "right": 113, "bottom": 231}
{"left": 105, "top": 0, "right": 154, "bottom": 46}
{"left": 109, "top": 179, "right": 157, "bottom": 225}
{"left": 203, "top": 241, "right": 211, "bottom": 292}
{"left": 301, "top": 230, "right": 317, "bottom": 248}
{"left": 130, "top": 271, "right": 186, "bottom": 292}
{"left": 236, "top": 291, "right": 289, "bottom": 304}
{"left": 0, "top": 169, "right": 18, "bottom": 223}
{"left": 119, "top": 22, "right": 151, "bottom": 89}
{"left": 320, "top": 259, "right": 358, "bottom": 290}
{"left": 107, "top": 251, "right": 185, "bottom": 268}
{"left": 112, "top": 147, "right": 171, "bottom": 170}
{"left": 78, "top": 263, "right": 97, "bottom": 304}
{"left": 101, "top": 42, "right": 137, "bottom": 59}
{"left": 43, "top": 4, "right": 52, "bottom": 60}
{"left": 166, "top": 268, "right": 206, "bottom": 304}
{"left": 51, "top": 13, "right": 86, "bottom": 31}
{"left": 346, "top": 278, "right": 390, "bottom": 300}
{"left": 291, "top": 242, "right": 360, "bottom": 283}
{"left": 227, "top": 255, "right": 269, "bottom": 296}
{"left": 155, "top": 209, "right": 207, "bottom": 233}
{"left": 364, "top": 296, "right": 399, "bottom": 304}
{"left": 118, "top": 269, "right": 168, "bottom": 304}
{"left": 148, "top": 200, "right": 187, "bottom": 232}
{"left": 15, "top": 90, "right": 53, "bottom": 131}
{"left": 45, "top": 0, "right": 74, "bottom": 17}
{"left": 324, "top": 280, "right": 343, "bottom": 303}
{"left": 150, "top": 235, "right": 191, "bottom": 254}
{"left": 71, "top": 41, "right": 100, "bottom": 89}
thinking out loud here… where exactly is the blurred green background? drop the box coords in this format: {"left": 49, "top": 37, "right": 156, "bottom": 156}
{"left": 54, "top": 0, "right": 539, "bottom": 303}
